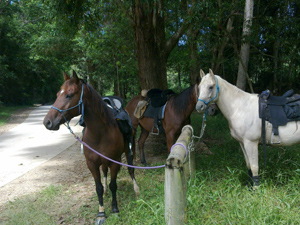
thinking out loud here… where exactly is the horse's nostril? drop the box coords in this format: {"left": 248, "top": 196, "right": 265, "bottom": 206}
{"left": 45, "top": 119, "right": 52, "bottom": 129}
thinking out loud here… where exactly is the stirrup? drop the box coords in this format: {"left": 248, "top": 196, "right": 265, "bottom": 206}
{"left": 271, "top": 133, "right": 281, "bottom": 144}
{"left": 151, "top": 125, "right": 160, "bottom": 135}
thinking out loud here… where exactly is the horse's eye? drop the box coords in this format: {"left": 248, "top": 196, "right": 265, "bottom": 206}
{"left": 66, "top": 94, "right": 72, "bottom": 99}
{"left": 209, "top": 86, "right": 213, "bottom": 90}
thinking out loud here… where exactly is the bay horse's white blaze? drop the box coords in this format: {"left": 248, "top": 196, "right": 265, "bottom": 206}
{"left": 196, "top": 69, "right": 300, "bottom": 186}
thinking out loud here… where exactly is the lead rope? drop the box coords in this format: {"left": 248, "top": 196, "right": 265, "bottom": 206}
{"left": 192, "top": 111, "right": 207, "bottom": 145}
{"left": 182, "top": 113, "right": 207, "bottom": 175}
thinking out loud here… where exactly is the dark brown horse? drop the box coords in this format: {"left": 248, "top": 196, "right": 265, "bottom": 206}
{"left": 43, "top": 71, "right": 139, "bottom": 225}
{"left": 125, "top": 79, "right": 200, "bottom": 165}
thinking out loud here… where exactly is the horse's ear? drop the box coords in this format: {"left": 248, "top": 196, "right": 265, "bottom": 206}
{"left": 209, "top": 68, "right": 215, "bottom": 77}
{"left": 63, "top": 71, "right": 70, "bottom": 81}
{"left": 72, "top": 70, "right": 79, "bottom": 82}
{"left": 200, "top": 69, "right": 206, "bottom": 79}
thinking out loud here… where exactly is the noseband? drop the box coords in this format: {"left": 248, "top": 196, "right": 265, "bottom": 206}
{"left": 51, "top": 84, "right": 85, "bottom": 128}
{"left": 198, "top": 77, "right": 220, "bottom": 106}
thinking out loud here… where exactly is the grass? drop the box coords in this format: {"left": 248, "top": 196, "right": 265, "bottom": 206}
{"left": 2, "top": 112, "right": 300, "bottom": 224}
{"left": 0, "top": 105, "right": 28, "bottom": 126}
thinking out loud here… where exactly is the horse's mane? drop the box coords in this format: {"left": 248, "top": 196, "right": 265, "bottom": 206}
{"left": 85, "top": 83, "right": 117, "bottom": 126}
{"left": 169, "top": 85, "right": 195, "bottom": 115}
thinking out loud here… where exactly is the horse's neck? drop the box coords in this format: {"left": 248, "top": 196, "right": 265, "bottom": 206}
{"left": 216, "top": 77, "right": 253, "bottom": 120}
{"left": 84, "top": 96, "right": 115, "bottom": 136}
{"left": 173, "top": 84, "right": 197, "bottom": 119}
{"left": 186, "top": 85, "right": 198, "bottom": 114}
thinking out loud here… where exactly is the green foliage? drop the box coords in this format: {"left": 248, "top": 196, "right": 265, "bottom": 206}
{"left": 0, "top": 0, "right": 68, "bottom": 105}
{"left": 1, "top": 0, "right": 299, "bottom": 103}
{"left": 0, "top": 105, "right": 27, "bottom": 126}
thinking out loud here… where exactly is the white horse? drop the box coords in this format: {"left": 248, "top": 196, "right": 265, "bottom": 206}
{"left": 196, "top": 69, "right": 300, "bottom": 187}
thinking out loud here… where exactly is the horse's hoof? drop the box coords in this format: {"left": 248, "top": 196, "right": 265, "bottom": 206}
{"left": 112, "top": 212, "right": 120, "bottom": 218}
{"left": 252, "top": 185, "right": 259, "bottom": 191}
{"left": 112, "top": 207, "right": 119, "bottom": 214}
{"left": 95, "top": 217, "right": 106, "bottom": 225}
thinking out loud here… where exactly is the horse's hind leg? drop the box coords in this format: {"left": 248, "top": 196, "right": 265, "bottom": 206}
{"left": 109, "top": 163, "right": 121, "bottom": 214}
{"left": 138, "top": 127, "right": 149, "bottom": 165}
{"left": 125, "top": 142, "right": 140, "bottom": 195}
{"left": 86, "top": 160, "right": 106, "bottom": 224}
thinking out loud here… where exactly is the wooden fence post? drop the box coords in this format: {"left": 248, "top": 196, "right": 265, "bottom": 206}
{"left": 164, "top": 125, "right": 194, "bottom": 225}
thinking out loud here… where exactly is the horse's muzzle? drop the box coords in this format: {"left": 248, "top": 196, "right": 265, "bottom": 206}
{"left": 195, "top": 102, "right": 207, "bottom": 113}
{"left": 43, "top": 117, "right": 60, "bottom": 130}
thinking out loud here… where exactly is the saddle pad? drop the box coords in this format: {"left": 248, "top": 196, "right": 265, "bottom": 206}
{"left": 143, "top": 102, "right": 166, "bottom": 119}
{"left": 259, "top": 89, "right": 300, "bottom": 136}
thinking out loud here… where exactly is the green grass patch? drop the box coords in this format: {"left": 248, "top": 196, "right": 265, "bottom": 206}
{"left": 1, "top": 185, "right": 63, "bottom": 225}
{"left": 0, "top": 105, "right": 28, "bottom": 126}
{"left": 2, "top": 112, "right": 300, "bottom": 224}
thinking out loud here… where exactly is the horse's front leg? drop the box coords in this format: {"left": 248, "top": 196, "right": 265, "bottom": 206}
{"left": 109, "top": 163, "right": 121, "bottom": 214}
{"left": 101, "top": 165, "right": 108, "bottom": 194}
{"left": 86, "top": 160, "right": 106, "bottom": 225}
{"left": 239, "top": 142, "right": 253, "bottom": 186}
{"left": 243, "top": 140, "right": 260, "bottom": 188}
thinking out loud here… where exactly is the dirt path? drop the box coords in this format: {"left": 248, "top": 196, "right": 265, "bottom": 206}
{"left": 0, "top": 108, "right": 92, "bottom": 208}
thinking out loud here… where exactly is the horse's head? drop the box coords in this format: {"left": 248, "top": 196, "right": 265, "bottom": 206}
{"left": 43, "top": 71, "right": 84, "bottom": 130}
{"left": 196, "top": 69, "right": 219, "bottom": 113}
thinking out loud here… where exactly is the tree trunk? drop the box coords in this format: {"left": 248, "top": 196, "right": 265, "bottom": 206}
{"left": 188, "top": 27, "right": 200, "bottom": 85}
{"left": 129, "top": 0, "right": 191, "bottom": 90}
{"left": 236, "top": 0, "right": 254, "bottom": 91}
{"left": 132, "top": 1, "right": 168, "bottom": 90}
{"left": 272, "top": 8, "right": 280, "bottom": 91}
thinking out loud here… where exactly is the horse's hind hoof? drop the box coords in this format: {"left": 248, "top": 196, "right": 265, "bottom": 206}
{"left": 95, "top": 217, "right": 106, "bottom": 225}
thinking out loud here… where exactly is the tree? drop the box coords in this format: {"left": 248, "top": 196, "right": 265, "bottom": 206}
{"left": 236, "top": 0, "right": 254, "bottom": 91}
{"left": 117, "top": 0, "right": 195, "bottom": 90}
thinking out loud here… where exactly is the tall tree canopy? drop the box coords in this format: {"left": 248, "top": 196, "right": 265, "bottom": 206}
{"left": 0, "top": 0, "right": 299, "bottom": 105}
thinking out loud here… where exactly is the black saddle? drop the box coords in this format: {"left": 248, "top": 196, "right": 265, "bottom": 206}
{"left": 259, "top": 89, "right": 300, "bottom": 137}
{"left": 142, "top": 88, "right": 175, "bottom": 135}
{"left": 147, "top": 88, "right": 175, "bottom": 107}
{"left": 103, "top": 96, "right": 134, "bottom": 137}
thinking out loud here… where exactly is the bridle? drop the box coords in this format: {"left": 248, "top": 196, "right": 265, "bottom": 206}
{"left": 51, "top": 83, "right": 85, "bottom": 129}
{"left": 197, "top": 77, "right": 220, "bottom": 106}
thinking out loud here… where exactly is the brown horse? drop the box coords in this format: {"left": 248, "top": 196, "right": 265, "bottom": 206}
{"left": 43, "top": 71, "right": 139, "bottom": 225}
{"left": 125, "top": 79, "right": 200, "bottom": 165}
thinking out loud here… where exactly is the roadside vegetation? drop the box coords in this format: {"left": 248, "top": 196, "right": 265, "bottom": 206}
{"left": 2, "top": 112, "right": 300, "bottom": 224}
{"left": 0, "top": 106, "right": 29, "bottom": 127}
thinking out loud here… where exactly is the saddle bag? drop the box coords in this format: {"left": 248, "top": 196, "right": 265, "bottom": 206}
{"left": 134, "top": 100, "right": 149, "bottom": 119}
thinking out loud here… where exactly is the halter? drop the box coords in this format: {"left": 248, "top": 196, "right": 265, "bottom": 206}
{"left": 198, "top": 77, "right": 220, "bottom": 105}
{"left": 51, "top": 84, "right": 85, "bottom": 131}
